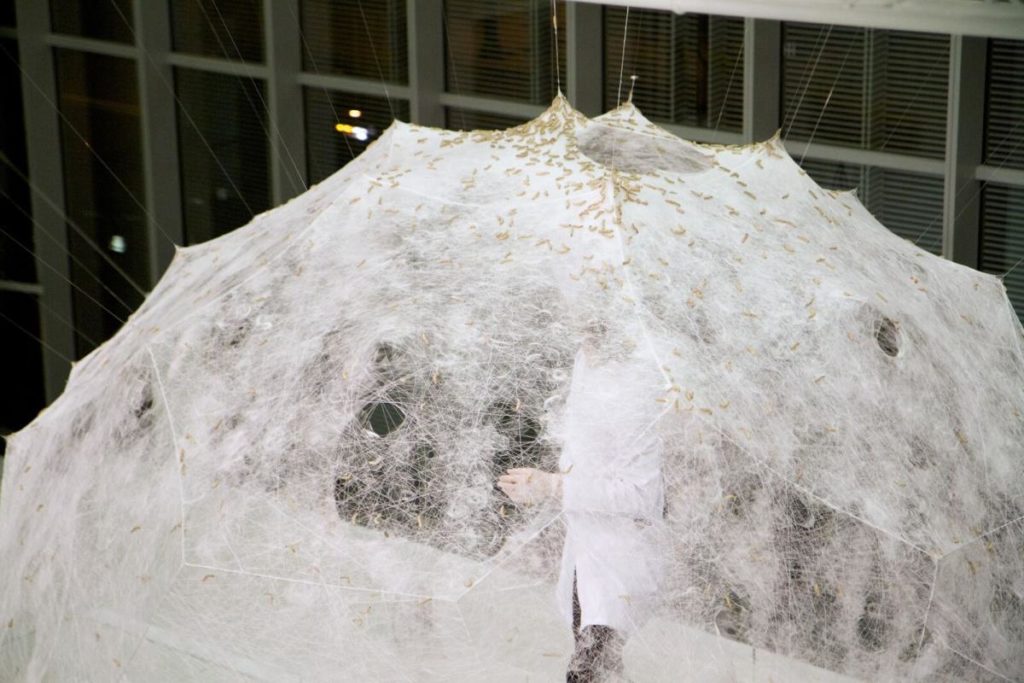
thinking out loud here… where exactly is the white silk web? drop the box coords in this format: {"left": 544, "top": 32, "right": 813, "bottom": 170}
{"left": 1, "top": 96, "right": 1023, "bottom": 681}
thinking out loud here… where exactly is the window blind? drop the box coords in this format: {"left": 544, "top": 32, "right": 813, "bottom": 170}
{"left": 445, "top": 0, "right": 564, "bottom": 105}
{"left": 708, "top": 16, "right": 744, "bottom": 132}
{"left": 175, "top": 68, "right": 270, "bottom": 245}
{"left": 170, "top": 0, "right": 264, "bottom": 63}
{"left": 985, "top": 39, "right": 1024, "bottom": 171}
{"left": 799, "top": 159, "right": 944, "bottom": 256}
{"left": 305, "top": 88, "right": 409, "bottom": 184}
{"left": 445, "top": 108, "right": 528, "bottom": 131}
{"left": 603, "top": 9, "right": 743, "bottom": 129}
{"left": 783, "top": 23, "right": 948, "bottom": 158}
{"left": 980, "top": 183, "right": 1024, "bottom": 322}
{"left": 300, "top": 0, "right": 407, "bottom": 83}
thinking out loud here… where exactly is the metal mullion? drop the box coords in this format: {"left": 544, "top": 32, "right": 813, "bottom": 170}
{"left": 0, "top": 280, "right": 45, "bottom": 296}
{"left": 862, "top": 29, "right": 872, "bottom": 150}
{"left": 743, "top": 18, "right": 781, "bottom": 144}
{"left": 134, "top": 0, "right": 183, "bottom": 284}
{"left": 942, "top": 35, "right": 986, "bottom": 268}
{"left": 265, "top": 0, "right": 307, "bottom": 204}
{"left": 437, "top": 93, "right": 545, "bottom": 120}
{"left": 530, "top": 1, "right": 541, "bottom": 103}
{"left": 14, "top": 0, "right": 74, "bottom": 398}
{"left": 566, "top": 2, "right": 602, "bottom": 117}
{"left": 297, "top": 71, "right": 411, "bottom": 100}
{"left": 166, "top": 51, "right": 268, "bottom": 79}
{"left": 568, "top": 0, "right": 1024, "bottom": 41}
{"left": 434, "top": 91, "right": 747, "bottom": 146}
{"left": 669, "top": 13, "right": 678, "bottom": 122}
{"left": 661, "top": 123, "right": 744, "bottom": 146}
{"left": 44, "top": 33, "right": 138, "bottom": 59}
{"left": 975, "top": 165, "right": 1024, "bottom": 188}
{"left": 407, "top": 0, "right": 444, "bottom": 126}
{"left": 784, "top": 141, "right": 946, "bottom": 176}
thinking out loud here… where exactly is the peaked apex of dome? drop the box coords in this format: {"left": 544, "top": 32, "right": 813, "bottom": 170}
{"left": 531, "top": 91, "right": 591, "bottom": 128}
{"left": 535, "top": 92, "right": 654, "bottom": 129}
{"left": 400, "top": 94, "right": 782, "bottom": 151}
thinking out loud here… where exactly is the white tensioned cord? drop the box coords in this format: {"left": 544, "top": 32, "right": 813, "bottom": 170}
{"left": 616, "top": 7, "right": 631, "bottom": 107}
{"left": 285, "top": 2, "right": 357, "bottom": 161}
{"left": 798, "top": 36, "right": 856, "bottom": 166}
{"left": 192, "top": 0, "right": 307, "bottom": 193}
{"left": 355, "top": 0, "right": 396, "bottom": 121}
{"left": 551, "top": 0, "right": 562, "bottom": 94}
{"left": 911, "top": 118, "right": 1024, "bottom": 250}
{"left": 783, "top": 24, "right": 834, "bottom": 140}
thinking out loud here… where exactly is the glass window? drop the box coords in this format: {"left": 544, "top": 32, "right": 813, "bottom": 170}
{"left": 782, "top": 24, "right": 870, "bottom": 148}
{"left": 445, "top": 0, "right": 564, "bottom": 105}
{"left": 301, "top": 0, "right": 407, "bottom": 83}
{"left": 800, "top": 159, "right": 944, "bottom": 255}
{"left": 0, "top": 291, "right": 45, "bottom": 432}
{"left": 304, "top": 88, "right": 408, "bottom": 184}
{"left": 799, "top": 158, "right": 865, "bottom": 194}
{"left": 0, "top": 0, "right": 15, "bottom": 27}
{"left": 445, "top": 108, "right": 527, "bottom": 131}
{"left": 782, "top": 24, "right": 949, "bottom": 158}
{"left": 985, "top": 39, "right": 1024, "bottom": 171}
{"left": 865, "top": 168, "right": 944, "bottom": 254}
{"left": 0, "top": 38, "right": 34, "bottom": 283}
{"left": 170, "top": 0, "right": 264, "bottom": 63}
{"left": 55, "top": 49, "right": 148, "bottom": 357}
{"left": 604, "top": 9, "right": 743, "bottom": 131}
{"left": 50, "top": 0, "right": 134, "bottom": 44}
{"left": 980, "top": 183, "right": 1024, "bottom": 321}
{"left": 175, "top": 68, "right": 271, "bottom": 245}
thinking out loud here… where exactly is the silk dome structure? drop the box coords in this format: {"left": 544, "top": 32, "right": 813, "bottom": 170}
{"left": 1, "top": 96, "right": 1023, "bottom": 681}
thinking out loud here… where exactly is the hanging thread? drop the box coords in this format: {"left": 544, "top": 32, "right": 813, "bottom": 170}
{"left": 551, "top": 0, "right": 562, "bottom": 95}
{"left": 616, "top": 7, "right": 631, "bottom": 107}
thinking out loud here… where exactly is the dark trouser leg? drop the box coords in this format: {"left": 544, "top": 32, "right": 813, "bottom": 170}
{"left": 567, "top": 572, "right": 624, "bottom": 682}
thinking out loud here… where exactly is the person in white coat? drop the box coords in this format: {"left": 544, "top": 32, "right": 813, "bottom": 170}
{"left": 498, "top": 326, "right": 666, "bottom": 682}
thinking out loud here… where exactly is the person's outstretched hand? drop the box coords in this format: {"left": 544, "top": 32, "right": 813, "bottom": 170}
{"left": 497, "top": 468, "right": 562, "bottom": 506}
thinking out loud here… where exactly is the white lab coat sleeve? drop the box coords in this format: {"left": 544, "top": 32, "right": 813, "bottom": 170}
{"left": 560, "top": 470, "right": 661, "bottom": 518}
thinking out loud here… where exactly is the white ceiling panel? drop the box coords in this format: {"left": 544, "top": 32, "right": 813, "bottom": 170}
{"left": 572, "top": 0, "right": 1024, "bottom": 40}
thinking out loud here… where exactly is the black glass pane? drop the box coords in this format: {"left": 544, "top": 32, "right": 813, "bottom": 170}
{"left": 305, "top": 88, "right": 408, "bottom": 184}
{"left": 874, "top": 32, "right": 948, "bottom": 159}
{"left": 301, "top": 0, "right": 407, "bottom": 83}
{"left": 980, "top": 184, "right": 1024, "bottom": 322}
{"left": 0, "top": 38, "right": 34, "bottom": 283}
{"left": 604, "top": 9, "right": 742, "bottom": 130}
{"left": 800, "top": 159, "right": 943, "bottom": 256}
{"left": 56, "top": 49, "right": 148, "bottom": 357}
{"left": 800, "top": 158, "right": 864, "bottom": 192}
{"left": 707, "top": 16, "right": 744, "bottom": 133}
{"left": 0, "top": 0, "right": 15, "bottom": 27}
{"left": 866, "top": 169, "right": 944, "bottom": 255}
{"left": 445, "top": 108, "right": 527, "bottom": 131}
{"left": 446, "top": 0, "right": 564, "bottom": 105}
{"left": 782, "top": 23, "right": 868, "bottom": 147}
{"left": 175, "top": 68, "right": 270, "bottom": 244}
{"left": 985, "top": 39, "right": 1024, "bottom": 171}
{"left": 0, "top": 291, "right": 45, "bottom": 432}
{"left": 782, "top": 23, "right": 948, "bottom": 158}
{"left": 170, "top": 0, "right": 264, "bottom": 62}
{"left": 51, "top": 0, "right": 134, "bottom": 44}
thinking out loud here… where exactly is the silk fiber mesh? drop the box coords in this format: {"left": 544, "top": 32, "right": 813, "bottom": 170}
{"left": 2, "top": 97, "right": 1023, "bottom": 681}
